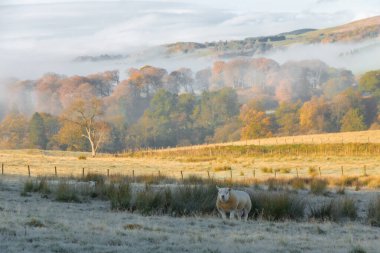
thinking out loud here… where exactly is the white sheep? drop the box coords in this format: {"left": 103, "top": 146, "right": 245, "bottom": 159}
{"left": 216, "top": 187, "right": 252, "bottom": 221}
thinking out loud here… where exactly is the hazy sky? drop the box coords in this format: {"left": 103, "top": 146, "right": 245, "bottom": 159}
{"left": 1, "top": 0, "right": 379, "bottom": 78}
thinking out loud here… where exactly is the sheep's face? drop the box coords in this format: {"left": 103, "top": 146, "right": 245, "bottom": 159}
{"left": 217, "top": 187, "right": 231, "bottom": 202}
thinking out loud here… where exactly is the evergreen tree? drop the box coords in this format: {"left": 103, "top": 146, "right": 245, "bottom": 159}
{"left": 340, "top": 109, "right": 367, "bottom": 132}
{"left": 29, "top": 112, "right": 47, "bottom": 149}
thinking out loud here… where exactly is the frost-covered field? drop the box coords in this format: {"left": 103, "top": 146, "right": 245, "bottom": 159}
{"left": 1, "top": 177, "right": 380, "bottom": 253}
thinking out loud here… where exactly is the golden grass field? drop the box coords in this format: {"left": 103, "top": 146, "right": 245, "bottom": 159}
{"left": 161, "top": 130, "right": 380, "bottom": 152}
{"left": 0, "top": 130, "right": 379, "bottom": 187}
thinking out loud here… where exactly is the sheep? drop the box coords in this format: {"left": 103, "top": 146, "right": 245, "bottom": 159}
{"left": 216, "top": 187, "right": 252, "bottom": 221}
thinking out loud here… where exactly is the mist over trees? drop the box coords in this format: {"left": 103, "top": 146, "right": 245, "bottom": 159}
{"left": 1, "top": 58, "right": 380, "bottom": 154}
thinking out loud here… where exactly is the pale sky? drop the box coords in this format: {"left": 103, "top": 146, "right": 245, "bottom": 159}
{"left": 0, "top": 0, "right": 379, "bottom": 78}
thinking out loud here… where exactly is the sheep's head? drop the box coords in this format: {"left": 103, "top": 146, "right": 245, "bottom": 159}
{"left": 217, "top": 186, "right": 231, "bottom": 202}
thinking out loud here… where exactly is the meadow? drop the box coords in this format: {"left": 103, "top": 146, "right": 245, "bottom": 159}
{"left": 1, "top": 131, "right": 380, "bottom": 252}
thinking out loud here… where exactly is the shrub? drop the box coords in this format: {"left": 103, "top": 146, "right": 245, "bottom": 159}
{"left": 169, "top": 185, "right": 217, "bottom": 216}
{"left": 55, "top": 181, "right": 81, "bottom": 203}
{"left": 135, "top": 187, "right": 171, "bottom": 215}
{"left": 266, "top": 178, "right": 284, "bottom": 191}
{"left": 349, "top": 245, "right": 367, "bottom": 253}
{"left": 250, "top": 191, "right": 305, "bottom": 221}
{"left": 22, "top": 178, "right": 50, "bottom": 195}
{"left": 78, "top": 155, "right": 87, "bottom": 160}
{"left": 336, "top": 198, "right": 357, "bottom": 221}
{"left": 309, "top": 198, "right": 357, "bottom": 222}
{"left": 308, "top": 167, "right": 318, "bottom": 177}
{"left": 310, "top": 179, "right": 328, "bottom": 195}
{"left": 109, "top": 183, "right": 132, "bottom": 210}
{"left": 213, "top": 166, "right": 231, "bottom": 172}
{"left": 280, "top": 168, "right": 291, "bottom": 174}
{"left": 183, "top": 175, "right": 209, "bottom": 185}
{"left": 83, "top": 173, "right": 105, "bottom": 185}
{"left": 309, "top": 201, "right": 334, "bottom": 221}
{"left": 261, "top": 167, "right": 273, "bottom": 174}
{"left": 368, "top": 197, "right": 380, "bottom": 226}
{"left": 25, "top": 218, "right": 45, "bottom": 228}
{"left": 290, "top": 178, "right": 306, "bottom": 190}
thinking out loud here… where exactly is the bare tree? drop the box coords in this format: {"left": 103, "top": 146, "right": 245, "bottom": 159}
{"left": 62, "top": 98, "right": 110, "bottom": 157}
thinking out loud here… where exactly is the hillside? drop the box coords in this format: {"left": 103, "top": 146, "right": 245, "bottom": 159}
{"left": 163, "top": 15, "right": 380, "bottom": 57}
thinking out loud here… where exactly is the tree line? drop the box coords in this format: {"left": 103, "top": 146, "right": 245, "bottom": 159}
{"left": 0, "top": 58, "right": 379, "bottom": 155}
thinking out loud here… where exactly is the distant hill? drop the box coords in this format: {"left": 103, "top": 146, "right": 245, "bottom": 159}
{"left": 74, "top": 16, "right": 380, "bottom": 63}
{"left": 164, "top": 16, "right": 380, "bottom": 58}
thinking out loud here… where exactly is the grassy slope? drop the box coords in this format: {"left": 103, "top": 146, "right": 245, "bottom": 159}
{"left": 0, "top": 130, "right": 380, "bottom": 182}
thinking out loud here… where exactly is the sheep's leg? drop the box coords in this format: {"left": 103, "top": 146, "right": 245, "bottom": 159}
{"left": 229, "top": 210, "right": 235, "bottom": 220}
{"left": 243, "top": 209, "right": 249, "bottom": 222}
{"left": 218, "top": 209, "right": 227, "bottom": 220}
{"left": 237, "top": 211, "right": 242, "bottom": 221}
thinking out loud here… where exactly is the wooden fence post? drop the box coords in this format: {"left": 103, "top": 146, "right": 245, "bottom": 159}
{"left": 296, "top": 168, "right": 299, "bottom": 178}
{"left": 207, "top": 170, "right": 210, "bottom": 179}
{"left": 230, "top": 169, "right": 232, "bottom": 180}
{"left": 107, "top": 169, "right": 110, "bottom": 178}
{"left": 28, "top": 165, "right": 30, "bottom": 177}
{"left": 319, "top": 167, "right": 321, "bottom": 177}
{"left": 55, "top": 166, "right": 57, "bottom": 177}
{"left": 274, "top": 169, "right": 277, "bottom": 178}
{"left": 132, "top": 170, "right": 135, "bottom": 178}
{"left": 181, "top": 171, "right": 184, "bottom": 180}
{"left": 158, "top": 170, "right": 161, "bottom": 177}
{"left": 82, "top": 167, "right": 85, "bottom": 178}
{"left": 253, "top": 168, "right": 255, "bottom": 178}
{"left": 341, "top": 166, "right": 344, "bottom": 176}
{"left": 1, "top": 163, "right": 3, "bottom": 175}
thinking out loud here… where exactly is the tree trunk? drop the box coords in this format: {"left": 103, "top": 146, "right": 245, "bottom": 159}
{"left": 89, "top": 138, "right": 96, "bottom": 157}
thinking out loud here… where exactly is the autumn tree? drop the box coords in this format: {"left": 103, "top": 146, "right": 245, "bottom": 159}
{"left": 240, "top": 105, "right": 272, "bottom": 140}
{"left": 275, "top": 101, "right": 302, "bottom": 135}
{"left": 359, "top": 70, "right": 380, "bottom": 96}
{"left": 340, "top": 109, "right": 367, "bottom": 132}
{"left": 54, "top": 121, "right": 88, "bottom": 151}
{"left": 330, "top": 88, "right": 365, "bottom": 131}
{"left": 62, "top": 98, "right": 110, "bottom": 157}
{"left": 29, "top": 112, "right": 47, "bottom": 149}
{"left": 299, "top": 97, "right": 333, "bottom": 133}
{"left": 0, "top": 111, "right": 29, "bottom": 149}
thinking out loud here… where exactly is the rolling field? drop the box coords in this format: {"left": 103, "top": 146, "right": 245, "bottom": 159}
{"left": 1, "top": 131, "right": 380, "bottom": 253}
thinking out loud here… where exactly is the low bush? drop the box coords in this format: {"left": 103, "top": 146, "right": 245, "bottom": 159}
{"left": 109, "top": 182, "right": 132, "bottom": 211}
{"left": 213, "top": 166, "right": 231, "bottom": 172}
{"left": 310, "top": 179, "right": 328, "bottom": 195}
{"left": 309, "top": 201, "right": 334, "bottom": 221}
{"left": 309, "top": 198, "right": 357, "bottom": 222}
{"left": 25, "top": 218, "right": 45, "bottom": 228}
{"left": 290, "top": 178, "right": 307, "bottom": 190}
{"left": 83, "top": 173, "right": 105, "bottom": 185}
{"left": 261, "top": 167, "right": 273, "bottom": 174}
{"left": 55, "top": 181, "right": 81, "bottom": 203}
{"left": 367, "top": 196, "right": 380, "bottom": 226}
{"left": 22, "top": 178, "right": 50, "bottom": 195}
{"left": 250, "top": 191, "right": 305, "bottom": 221}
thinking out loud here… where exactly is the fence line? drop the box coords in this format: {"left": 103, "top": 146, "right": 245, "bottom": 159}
{"left": 0, "top": 163, "right": 377, "bottom": 182}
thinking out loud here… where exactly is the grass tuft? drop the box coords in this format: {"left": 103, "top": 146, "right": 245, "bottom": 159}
{"left": 310, "top": 179, "right": 328, "bottom": 195}
{"left": 250, "top": 191, "right": 305, "bottom": 221}
{"left": 55, "top": 181, "right": 81, "bottom": 203}
{"left": 367, "top": 196, "right": 380, "bottom": 227}
{"left": 25, "top": 218, "right": 45, "bottom": 227}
